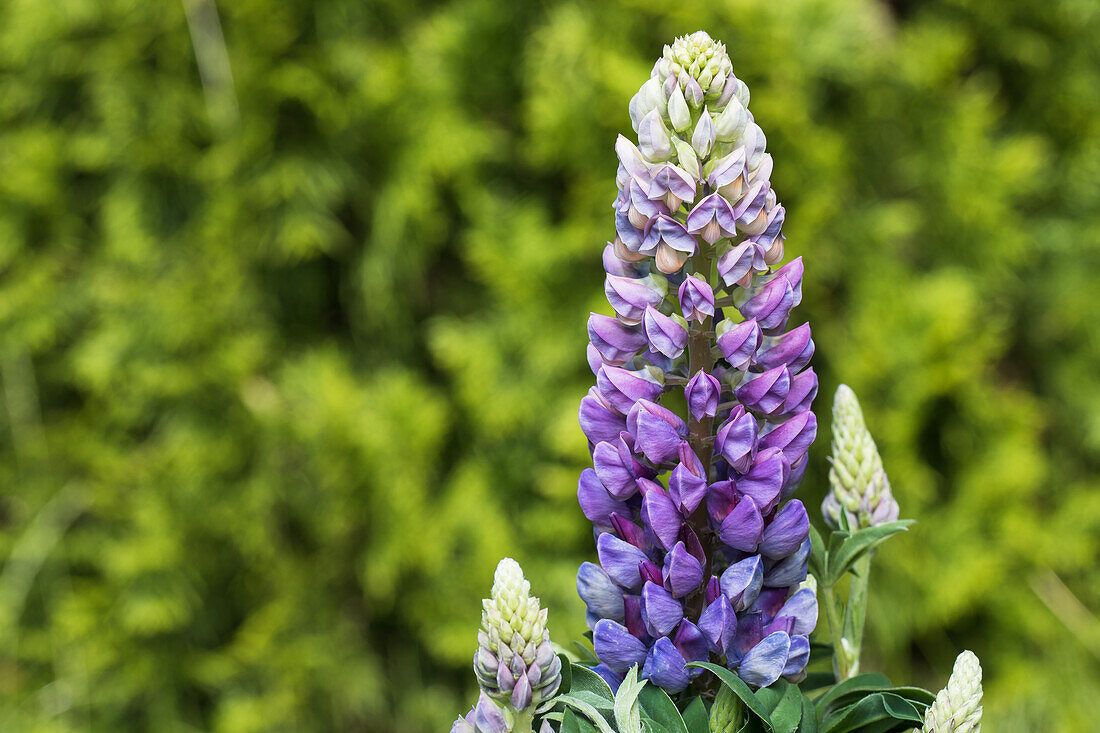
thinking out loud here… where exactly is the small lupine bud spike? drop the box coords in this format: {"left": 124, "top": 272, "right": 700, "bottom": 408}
{"left": 923, "top": 651, "right": 983, "bottom": 733}
{"left": 709, "top": 684, "right": 746, "bottom": 733}
{"left": 822, "top": 384, "right": 901, "bottom": 530}
{"left": 475, "top": 559, "right": 561, "bottom": 714}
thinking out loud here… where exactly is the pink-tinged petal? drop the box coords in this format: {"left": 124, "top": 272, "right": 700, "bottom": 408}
{"left": 716, "top": 318, "right": 762, "bottom": 370}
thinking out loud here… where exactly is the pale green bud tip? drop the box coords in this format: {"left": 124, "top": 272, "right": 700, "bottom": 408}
{"left": 823, "top": 384, "right": 900, "bottom": 529}
{"left": 923, "top": 651, "right": 983, "bottom": 733}
{"left": 665, "top": 31, "right": 731, "bottom": 80}
{"left": 492, "top": 557, "right": 530, "bottom": 599}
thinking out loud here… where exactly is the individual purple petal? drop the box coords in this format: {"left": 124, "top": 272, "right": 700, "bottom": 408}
{"left": 593, "top": 619, "right": 649, "bottom": 676}
{"left": 623, "top": 595, "right": 647, "bottom": 640}
{"left": 738, "top": 631, "right": 791, "bottom": 687}
{"left": 732, "top": 180, "right": 769, "bottom": 228}
{"left": 715, "top": 405, "right": 757, "bottom": 472}
{"left": 737, "top": 274, "right": 795, "bottom": 332}
{"left": 779, "top": 367, "right": 818, "bottom": 416}
{"left": 720, "top": 555, "right": 764, "bottom": 611}
{"left": 764, "top": 538, "right": 811, "bottom": 587}
{"left": 717, "top": 496, "right": 763, "bottom": 552}
{"left": 602, "top": 242, "right": 647, "bottom": 278}
{"left": 627, "top": 400, "right": 687, "bottom": 464}
{"left": 776, "top": 588, "right": 818, "bottom": 637}
{"left": 716, "top": 318, "right": 762, "bottom": 370}
{"left": 577, "top": 468, "right": 630, "bottom": 530}
{"left": 668, "top": 459, "right": 707, "bottom": 515}
{"left": 597, "top": 365, "right": 663, "bottom": 415}
{"left": 610, "top": 513, "right": 648, "bottom": 550}
{"left": 587, "top": 343, "right": 604, "bottom": 375}
{"left": 707, "top": 147, "right": 746, "bottom": 190}
{"left": 577, "top": 561, "right": 626, "bottom": 625}
{"left": 782, "top": 635, "right": 811, "bottom": 682}
{"left": 718, "top": 240, "right": 767, "bottom": 288}
{"left": 736, "top": 448, "right": 790, "bottom": 514}
{"left": 615, "top": 134, "right": 652, "bottom": 185}
{"left": 650, "top": 163, "right": 697, "bottom": 206}
{"left": 642, "top": 214, "right": 696, "bottom": 257}
{"left": 605, "top": 273, "right": 668, "bottom": 325}
{"left": 593, "top": 433, "right": 648, "bottom": 499}
{"left": 758, "top": 411, "right": 817, "bottom": 465}
{"left": 735, "top": 365, "right": 791, "bottom": 416}
{"left": 677, "top": 275, "right": 714, "bottom": 323}
{"left": 641, "top": 581, "right": 684, "bottom": 638}
{"left": 588, "top": 313, "right": 647, "bottom": 365}
{"left": 638, "top": 108, "right": 672, "bottom": 162}
{"left": 643, "top": 306, "right": 688, "bottom": 359}
{"left": 698, "top": 595, "right": 738, "bottom": 656}
{"left": 615, "top": 207, "right": 645, "bottom": 253}
{"left": 592, "top": 663, "right": 623, "bottom": 694}
{"left": 749, "top": 588, "right": 789, "bottom": 622}
{"left": 662, "top": 541, "right": 705, "bottom": 598}
{"left": 684, "top": 370, "right": 722, "bottom": 421}
{"left": 760, "top": 500, "right": 810, "bottom": 559}
{"left": 628, "top": 179, "right": 670, "bottom": 227}
{"left": 753, "top": 206, "right": 786, "bottom": 264}
{"left": 641, "top": 486, "right": 681, "bottom": 551}
{"left": 706, "top": 480, "right": 737, "bottom": 526}
{"left": 686, "top": 193, "right": 738, "bottom": 244}
{"left": 597, "top": 532, "right": 648, "bottom": 590}
{"left": 755, "top": 322, "right": 814, "bottom": 372}
{"left": 641, "top": 637, "right": 690, "bottom": 693}
{"left": 783, "top": 452, "right": 809, "bottom": 501}
{"left": 771, "top": 257, "right": 803, "bottom": 306}
{"left": 472, "top": 693, "right": 510, "bottom": 733}
{"left": 706, "top": 575, "right": 721, "bottom": 604}
{"left": 672, "top": 619, "right": 709, "bottom": 664}
{"left": 730, "top": 611, "right": 763, "bottom": 661}
{"left": 579, "top": 387, "right": 627, "bottom": 445}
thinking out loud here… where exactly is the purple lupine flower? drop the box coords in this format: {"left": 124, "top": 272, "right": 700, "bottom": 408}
{"left": 678, "top": 275, "right": 714, "bottom": 323}
{"left": 577, "top": 31, "right": 818, "bottom": 694}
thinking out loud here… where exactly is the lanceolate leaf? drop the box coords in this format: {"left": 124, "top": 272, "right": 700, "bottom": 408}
{"left": 568, "top": 663, "right": 616, "bottom": 703}
{"left": 680, "top": 697, "right": 709, "bottom": 733}
{"left": 556, "top": 694, "right": 618, "bottom": 733}
{"left": 562, "top": 707, "right": 601, "bottom": 733}
{"left": 814, "top": 672, "right": 891, "bottom": 716}
{"left": 798, "top": 695, "right": 818, "bottom": 733}
{"left": 558, "top": 653, "right": 574, "bottom": 695}
{"left": 827, "top": 521, "right": 915, "bottom": 583}
{"left": 808, "top": 524, "right": 827, "bottom": 581}
{"left": 820, "top": 692, "right": 923, "bottom": 733}
{"left": 766, "top": 681, "right": 804, "bottom": 733}
{"left": 637, "top": 684, "right": 688, "bottom": 733}
{"left": 614, "top": 666, "right": 645, "bottom": 733}
{"left": 686, "top": 662, "right": 774, "bottom": 730}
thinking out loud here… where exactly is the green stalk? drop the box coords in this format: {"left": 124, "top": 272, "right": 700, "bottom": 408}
{"left": 840, "top": 552, "right": 873, "bottom": 678}
{"left": 510, "top": 708, "right": 535, "bottom": 733}
{"left": 821, "top": 581, "right": 852, "bottom": 681}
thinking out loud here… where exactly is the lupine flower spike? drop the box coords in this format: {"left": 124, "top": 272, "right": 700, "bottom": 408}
{"left": 922, "top": 651, "right": 984, "bottom": 733}
{"left": 822, "top": 384, "right": 899, "bottom": 530}
{"left": 455, "top": 558, "right": 561, "bottom": 733}
{"left": 579, "top": 30, "right": 819, "bottom": 695}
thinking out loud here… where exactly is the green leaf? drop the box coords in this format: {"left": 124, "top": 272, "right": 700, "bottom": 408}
{"left": 681, "top": 696, "right": 709, "bottom": 733}
{"left": 827, "top": 521, "right": 915, "bottom": 583}
{"left": 814, "top": 672, "right": 891, "bottom": 716}
{"left": 573, "top": 639, "right": 601, "bottom": 667}
{"left": 797, "top": 694, "right": 818, "bottom": 733}
{"left": 556, "top": 694, "right": 617, "bottom": 733}
{"left": 558, "top": 653, "right": 574, "bottom": 695}
{"left": 798, "top": 672, "right": 835, "bottom": 693}
{"left": 768, "top": 682, "right": 804, "bottom": 733}
{"left": 686, "top": 662, "right": 774, "bottom": 730}
{"left": 808, "top": 524, "right": 827, "bottom": 582}
{"left": 561, "top": 707, "right": 600, "bottom": 733}
{"left": 820, "top": 692, "right": 922, "bottom": 733}
{"left": 568, "top": 663, "right": 616, "bottom": 703}
{"left": 614, "top": 666, "right": 645, "bottom": 733}
{"left": 637, "top": 684, "right": 688, "bottom": 733}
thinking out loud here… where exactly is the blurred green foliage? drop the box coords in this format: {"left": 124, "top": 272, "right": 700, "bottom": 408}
{"left": 0, "top": 0, "right": 1097, "bottom": 730}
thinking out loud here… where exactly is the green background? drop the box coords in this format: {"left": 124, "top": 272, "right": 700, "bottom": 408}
{"left": 1, "top": 0, "right": 1097, "bottom": 730}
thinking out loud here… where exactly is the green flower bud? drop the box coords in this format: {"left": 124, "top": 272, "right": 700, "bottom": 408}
{"left": 923, "top": 651, "right": 983, "bottom": 733}
{"left": 655, "top": 32, "right": 734, "bottom": 107}
{"left": 709, "top": 685, "right": 745, "bottom": 733}
{"left": 822, "top": 385, "right": 900, "bottom": 530}
{"left": 668, "top": 85, "right": 692, "bottom": 132}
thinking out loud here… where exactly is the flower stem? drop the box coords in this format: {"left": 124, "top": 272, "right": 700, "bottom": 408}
{"left": 841, "top": 552, "right": 873, "bottom": 678}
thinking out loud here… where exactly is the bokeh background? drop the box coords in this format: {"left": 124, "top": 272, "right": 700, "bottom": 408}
{"left": 0, "top": 0, "right": 1098, "bottom": 730}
